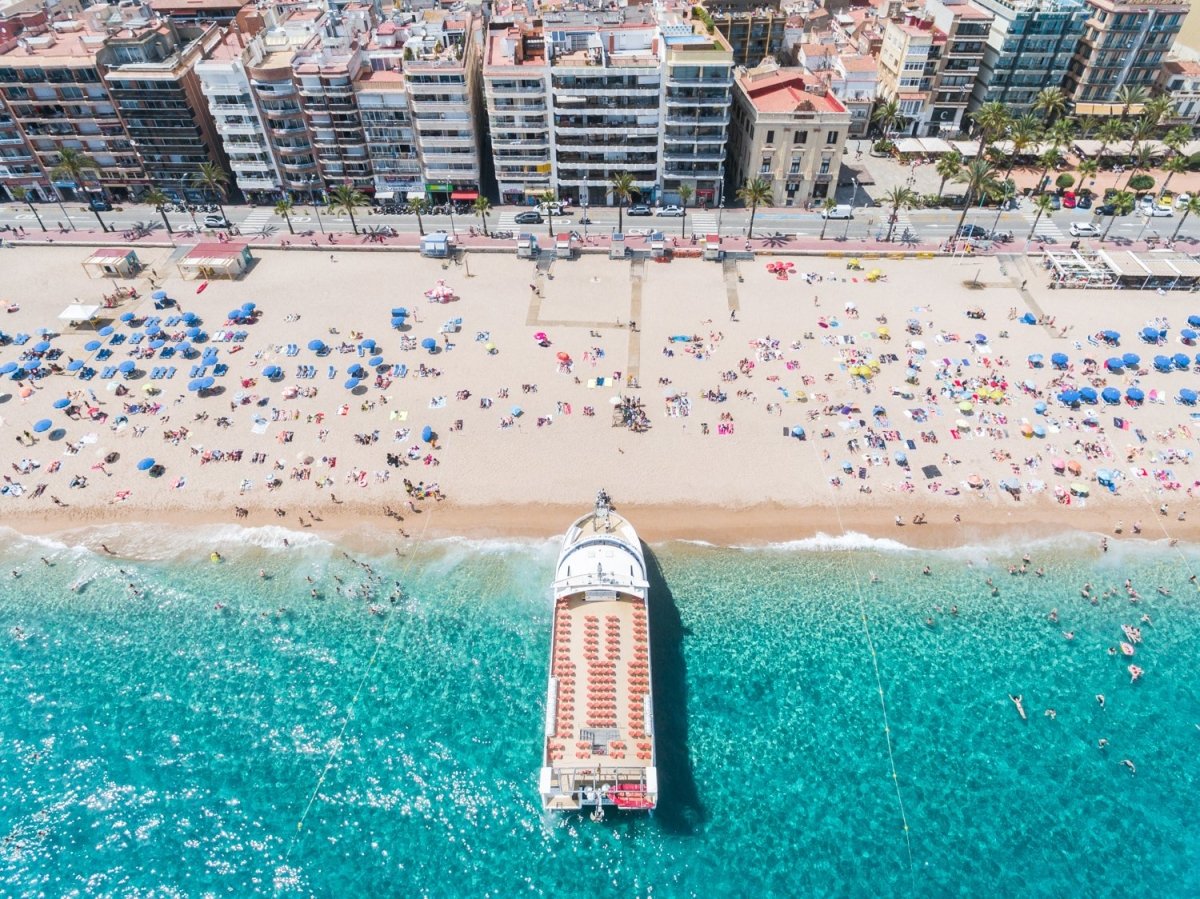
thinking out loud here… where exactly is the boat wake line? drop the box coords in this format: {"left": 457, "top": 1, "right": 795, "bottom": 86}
{"left": 282, "top": 506, "right": 437, "bottom": 866}
{"left": 814, "top": 448, "right": 917, "bottom": 890}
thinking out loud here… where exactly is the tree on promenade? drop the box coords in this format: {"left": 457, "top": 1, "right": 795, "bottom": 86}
{"left": 609, "top": 171, "right": 635, "bottom": 234}
{"left": 1101, "top": 191, "right": 1135, "bottom": 242}
{"left": 953, "top": 158, "right": 1000, "bottom": 236}
{"left": 10, "top": 185, "right": 45, "bottom": 232}
{"left": 144, "top": 188, "right": 174, "bottom": 235}
{"left": 275, "top": 196, "right": 296, "bottom": 235}
{"left": 473, "top": 195, "right": 492, "bottom": 236}
{"left": 192, "top": 161, "right": 230, "bottom": 221}
{"left": 881, "top": 186, "right": 917, "bottom": 242}
{"left": 328, "top": 183, "right": 368, "bottom": 235}
{"left": 736, "top": 177, "right": 772, "bottom": 239}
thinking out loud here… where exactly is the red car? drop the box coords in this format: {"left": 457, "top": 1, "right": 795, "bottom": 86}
{"left": 1062, "top": 190, "right": 1077, "bottom": 209}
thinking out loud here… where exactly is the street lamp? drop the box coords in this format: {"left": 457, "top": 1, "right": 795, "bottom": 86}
{"left": 581, "top": 198, "right": 589, "bottom": 239}
{"left": 717, "top": 191, "right": 725, "bottom": 235}
{"left": 844, "top": 177, "right": 860, "bottom": 240}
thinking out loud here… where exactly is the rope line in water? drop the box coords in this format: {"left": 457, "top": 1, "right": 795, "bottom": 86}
{"left": 283, "top": 508, "right": 435, "bottom": 863}
{"left": 814, "top": 447, "right": 918, "bottom": 888}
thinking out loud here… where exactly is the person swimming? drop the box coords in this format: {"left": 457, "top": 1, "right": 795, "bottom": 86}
{"left": 1048, "top": 609, "right": 1059, "bottom": 623}
{"left": 1096, "top": 694, "right": 1106, "bottom": 709}
{"left": 1121, "top": 759, "right": 1136, "bottom": 775}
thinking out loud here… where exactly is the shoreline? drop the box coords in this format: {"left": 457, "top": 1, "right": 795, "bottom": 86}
{"left": 3, "top": 498, "right": 1195, "bottom": 555}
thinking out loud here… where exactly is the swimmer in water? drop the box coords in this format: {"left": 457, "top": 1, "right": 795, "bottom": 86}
{"left": 1063, "top": 631, "right": 1075, "bottom": 640}
{"left": 950, "top": 605, "right": 958, "bottom": 616}
{"left": 1098, "top": 738, "right": 1108, "bottom": 749}
{"left": 1107, "top": 646, "right": 1117, "bottom": 656}
{"left": 870, "top": 572, "right": 879, "bottom": 583}
{"left": 1044, "top": 709, "right": 1056, "bottom": 719}
{"left": 258, "top": 569, "right": 267, "bottom": 579}
{"left": 1035, "top": 567, "right": 1045, "bottom": 577}
{"left": 214, "top": 602, "right": 225, "bottom": 610}
{"left": 924, "top": 617, "right": 935, "bottom": 628}
{"left": 1096, "top": 694, "right": 1106, "bottom": 709}
{"left": 922, "top": 566, "right": 931, "bottom": 576}
{"left": 1048, "top": 609, "right": 1059, "bottom": 622}
{"left": 1121, "top": 759, "right": 1136, "bottom": 775}
{"left": 1157, "top": 586, "right": 1170, "bottom": 596}
{"left": 10, "top": 570, "right": 19, "bottom": 579}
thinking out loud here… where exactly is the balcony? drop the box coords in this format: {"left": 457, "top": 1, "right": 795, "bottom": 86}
{"left": 663, "top": 149, "right": 725, "bottom": 162}
{"left": 665, "top": 114, "right": 729, "bottom": 126}
{"left": 218, "top": 121, "right": 260, "bottom": 135}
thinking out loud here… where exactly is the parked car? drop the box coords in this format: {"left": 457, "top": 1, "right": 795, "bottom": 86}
{"left": 1077, "top": 194, "right": 1093, "bottom": 210}
{"left": 627, "top": 204, "right": 652, "bottom": 216}
{"left": 821, "top": 204, "right": 854, "bottom": 219}
{"left": 1176, "top": 192, "right": 1192, "bottom": 208}
{"left": 88, "top": 196, "right": 113, "bottom": 212}
{"left": 538, "top": 202, "right": 569, "bottom": 216}
{"left": 656, "top": 205, "right": 685, "bottom": 217}
{"left": 203, "top": 214, "right": 230, "bottom": 229}
{"left": 1141, "top": 203, "right": 1173, "bottom": 217}
{"left": 1044, "top": 193, "right": 1061, "bottom": 210}
{"left": 1069, "top": 222, "right": 1100, "bottom": 238}
{"left": 1062, "top": 191, "right": 1076, "bottom": 209}
{"left": 514, "top": 211, "right": 544, "bottom": 224}
{"left": 1095, "top": 203, "right": 1119, "bottom": 216}
{"left": 956, "top": 224, "right": 989, "bottom": 239}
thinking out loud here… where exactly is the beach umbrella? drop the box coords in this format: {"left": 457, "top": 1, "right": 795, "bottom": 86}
{"left": 149, "top": 339, "right": 165, "bottom": 350}
{"left": 1174, "top": 353, "right": 1190, "bottom": 369}
{"left": 1059, "top": 390, "right": 1080, "bottom": 405}
{"left": 200, "top": 376, "right": 215, "bottom": 390}
{"left": 182, "top": 311, "right": 197, "bottom": 324}
{"left": 1032, "top": 424, "right": 1046, "bottom": 438}
{"left": 1070, "top": 481, "right": 1089, "bottom": 496}
{"left": 534, "top": 331, "right": 549, "bottom": 343}
{"left": 241, "top": 302, "right": 256, "bottom": 312}
{"left": 1050, "top": 353, "right": 1069, "bottom": 369}
{"left": 1101, "top": 330, "right": 1120, "bottom": 343}
{"left": 52, "top": 397, "right": 70, "bottom": 409}
{"left": 1154, "top": 355, "right": 1172, "bottom": 372}
{"left": 556, "top": 351, "right": 571, "bottom": 362}
{"left": 392, "top": 307, "right": 408, "bottom": 317}
{"left": 187, "top": 379, "right": 202, "bottom": 391}
{"left": 1182, "top": 329, "right": 1198, "bottom": 342}
{"left": 308, "top": 339, "right": 325, "bottom": 352}
{"left": 791, "top": 426, "right": 805, "bottom": 438}
{"left": 1034, "top": 401, "right": 1047, "bottom": 415}
{"left": 511, "top": 406, "right": 524, "bottom": 417}
{"left": 368, "top": 355, "right": 383, "bottom": 367}
{"left": 0, "top": 361, "right": 16, "bottom": 375}
{"left": 421, "top": 337, "right": 437, "bottom": 350}
{"left": 1101, "top": 387, "right": 1121, "bottom": 404}
{"left": 152, "top": 290, "right": 167, "bottom": 301}
{"left": 1122, "top": 353, "right": 1140, "bottom": 367}
{"left": 348, "top": 364, "right": 365, "bottom": 378}
{"left": 1105, "top": 358, "right": 1124, "bottom": 372}
{"left": 1141, "top": 326, "right": 1160, "bottom": 343}
{"left": 136, "top": 457, "right": 155, "bottom": 471}
{"left": 118, "top": 360, "right": 135, "bottom": 373}
{"left": 1079, "top": 387, "right": 1098, "bottom": 404}
{"left": 391, "top": 317, "right": 406, "bottom": 328}
{"left": 99, "top": 326, "right": 114, "bottom": 336}
{"left": 175, "top": 341, "right": 192, "bottom": 355}
{"left": 967, "top": 474, "right": 983, "bottom": 488}
{"left": 1181, "top": 388, "right": 1198, "bottom": 405}
{"left": 360, "top": 338, "right": 376, "bottom": 350}
{"left": 84, "top": 340, "right": 102, "bottom": 352}
{"left": 974, "top": 333, "right": 988, "bottom": 344}
{"left": 421, "top": 425, "right": 433, "bottom": 442}
{"left": 187, "top": 326, "right": 203, "bottom": 338}
{"left": 32, "top": 418, "right": 51, "bottom": 432}
{"left": 344, "top": 377, "right": 360, "bottom": 389}
{"left": 33, "top": 340, "right": 51, "bottom": 354}
{"left": 263, "top": 365, "right": 281, "bottom": 379}
{"left": 1189, "top": 315, "right": 1200, "bottom": 328}
{"left": 67, "top": 359, "right": 83, "bottom": 372}
{"left": 958, "top": 401, "right": 973, "bottom": 413}
{"left": 1127, "top": 387, "right": 1145, "bottom": 403}
{"left": 228, "top": 308, "right": 244, "bottom": 321}
{"left": 22, "top": 359, "right": 40, "bottom": 371}
{"left": 120, "top": 312, "right": 136, "bottom": 323}
{"left": 1027, "top": 353, "right": 1043, "bottom": 366}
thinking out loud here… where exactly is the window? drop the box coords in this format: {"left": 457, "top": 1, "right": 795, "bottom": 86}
{"left": 826, "top": 130, "right": 839, "bottom": 145}
{"left": 819, "top": 156, "right": 831, "bottom": 175}
{"left": 788, "top": 157, "right": 801, "bottom": 175}
{"left": 795, "top": 130, "right": 807, "bottom": 144}
{"left": 759, "top": 157, "right": 771, "bottom": 174}
{"left": 765, "top": 129, "right": 775, "bottom": 144}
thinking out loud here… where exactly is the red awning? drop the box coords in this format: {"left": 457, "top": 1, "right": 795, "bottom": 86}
{"left": 451, "top": 191, "right": 478, "bottom": 200}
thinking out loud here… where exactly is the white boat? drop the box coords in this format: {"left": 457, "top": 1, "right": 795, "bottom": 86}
{"left": 539, "top": 490, "right": 657, "bottom": 813}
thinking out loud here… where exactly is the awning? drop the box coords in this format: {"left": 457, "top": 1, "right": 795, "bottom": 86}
{"left": 895, "top": 138, "right": 925, "bottom": 154}
{"left": 451, "top": 191, "right": 478, "bottom": 201}
{"left": 59, "top": 303, "right": 102, "bottom": 322}
{"left": 407, "top": 190, "right": 426, "bottom": 200}
{"left": 375, "top": 191, "right": 395, "bottom": 200}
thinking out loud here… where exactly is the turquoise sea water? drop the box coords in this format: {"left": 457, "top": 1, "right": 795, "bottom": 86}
{"left": 1, "top": 526, "right": 1199, "bottom": 897}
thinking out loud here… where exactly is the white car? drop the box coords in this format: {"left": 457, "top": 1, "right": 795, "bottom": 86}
{"left": 1069, "top": 222, "right": 1100, "bottom": 238}
{"left": 204, "top": 214, "right": 231, "bottom": 229}
{"left": 1176, "top": 192, "right": 1192, "bottom": 209}
{"left": 1140, "top": 203, "right": 1173, "bottom": 217}
{"left": 656, "top": 205, "right": 685, "bottom": 217}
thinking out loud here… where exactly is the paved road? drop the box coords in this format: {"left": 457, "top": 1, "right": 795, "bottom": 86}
{"left": 2, "top": 201, "right": 1197, "bottom": 249}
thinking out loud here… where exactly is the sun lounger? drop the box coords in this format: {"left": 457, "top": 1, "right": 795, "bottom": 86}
{"left": 213, "top": 363, "right": 228, "bottom": 376}
{"left": 101, "top": 365, "right": 117, "bottom": 379}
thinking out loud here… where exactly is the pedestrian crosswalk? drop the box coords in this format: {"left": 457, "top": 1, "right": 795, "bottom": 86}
{"left": 241, "top": 208, "right": 274, "bottom": 233}
{"left": 495, "top": 213, "right": 520, "bottom": 230}
{"left": 888, "top": 212, "right": 917, "bottom": 242}
{"left": 1028, "top": 213, "right": 1065, "bottom": 243}
{"left": 689, "top": 212, "right": 717, "bottom": 235}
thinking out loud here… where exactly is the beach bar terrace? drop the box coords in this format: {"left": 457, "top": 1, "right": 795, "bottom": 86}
{"left": 1097, "top": 250, "right": 1200, "bottom": 291}
{"left": 176, "top": 243, "right": 253, "bottom": 281}
{"left": 82, "top": 247, "right": 140, "bottom": 279}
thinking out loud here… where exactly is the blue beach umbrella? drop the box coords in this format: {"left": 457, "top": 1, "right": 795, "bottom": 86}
{"left": 1059, "top": 390, "right": 1080, "bottom": 405}
{"left": 187, "top": 379, "right": 203, "bottom": 392}
{"left": 0, "top": 361, "right": 16, "bottom": 375}
{"left": 391, "top": 317, "right": 406, "bottom": 329}
{"left": 420, "top": 337, "right": 437, "bottom": 350}
{"left": 344, "top": 377, "right": 360, "bottom": 389}
{"left": 241, "top": 302, "right": 256, "bottom": 312}
{"left": 1188, "top": 315, "right": 1200, "bottom": 328}
{"left": 1127, "top": 387, "right": 1145, "bottom": 403}
{"left": 149, "top": 339, "right": 165, "bottom": 350}
{"left": 1154, "top": 355, "right": 1172, "bottom": 372}
{"left": 67, "top": 359, "right": 84, "bottom": 372}
{"left": 1034, "top": 401, "right": 1047, "bottom": 415}
{"left": 118, "top": 360, "right": 135, "bottom": 373}
{"left": 52, "top": 397, "right": 71, "bottom": 409}
{"left": 200, "top": 376, "right": 215, "bottom": 390}
{"left": 421, "top": 426, "right": 434, "bottom": 442}
{"left": 152, "top": 290, "right": 167, "bottom": 301}
{"left": 1101, "top": 387, "right": 1121, "bottom": 404}
{"left": 1027, "top": 353, "right": 1044, "bottom": 366}
{"left": 1105, "top": 357, "right": 1124, "bottom": 371}
{"left": 1182, "top": 329, "right": 1198, "bottom": 342}
{"left": 791, "top": 426, "right": 805, "bottom": 438}
{"left": 99, "top": 326, "right": 114, "bottom": 336}
{"left": 187, "top": 326, "right": 202, "bottom": 338}
{"left": 136, "top": 457, "right": 155, "bottom": 471}
{"left": 368, "top": 355, "right": 383, "bottom": 367}
{"left": 392, "top": 307, "right": 408, "bottom": 317}
{"left": 263, "top": 365, "right": 282, "bottom": 379}
{"left": 360, "top": 338, "right": 376, "bottom": 350}
{"left": 1141, "top": 326, "right": 1160, "bottom": 343}
{"left": 84, "top": 339, "right": 102, "bottom": 352}
{"left": 1050, "top": 353, "right": 1069, "bottom": 369}
{"left": 511, "top": 406, "right": 523, "bottom": 417}
{"left": 1032, "top": 424, "right": 1046, "bottom": 438}
{"left": 1174, "top": 353, "right": 1190, "bottom": 369}
{"left": 32, "top": 419, "right": 51, "bottom": 433}
{"left": 1122, "top": 353, "right": 1140, "bottom": 367}
{"left": 22, "top": 359, "right": 41, "bottom": 371}
{"left": 33, "top": 340, "right": 51, "bottom": 353}
{"left": 228, "top": 308, "right": 244, "bottom": 321}
{"left": 182, "top": 311, "right": 198, "bottom": 324}
{"left": 348, "top": 363, "right": 365, "bottom": 377}
{"left": 1079, "top": 387, "right": 1098, "bottom": 404}
{"left": 308, "top": 339, "right": 325, "bottom": 352}
{"left": 1180, "top": 388, "right": 1198, "bottom": 405}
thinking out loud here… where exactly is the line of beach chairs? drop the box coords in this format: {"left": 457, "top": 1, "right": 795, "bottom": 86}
{"left": 188, "top": 363, "right": 228, "bottom": 378}
{"left": 283, "top": 344, "right": 302, "bottom": 356}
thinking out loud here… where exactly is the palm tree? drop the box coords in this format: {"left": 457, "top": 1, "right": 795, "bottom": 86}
{"left": 932, "top": 150, "right": 961, "bottom": 201}
{"left": 327, "top": 183, "right": 368, "bottom": 235}
{"left": 953, "top": 158, "right": 1000, "bottom": 236}
{"left": 1077, "top": 158, "right": 1100, "bottom": 191}
{"left": 1115, "top": 85, "right": 1147, "bottom": 123}
{"left": 1004, "top": 116, "right": 1041, "bottom": 180}
{"left": 1075, "top": 116, "right": 1099, "bottom": 139}
{"left": 1027, "top": 193, "right": 1054, "bottom": 241}
{"left": 1101, "top": 190, "right": 1135, "bottom": 242}
{"left": 1159, "top": 154, "right": 1188, "bottom": 199}
{"left": 144, "top": 187, "right": 174, "bottom": 235}
{"left": 1095, "top": 118, "right": 1127, "bottom": 162}
{"left": 1045, "top": 118, "right": 1076, "bottom": 151}
{"left": 881, "top": 186, "right": 917, "bottom": 242}
{"left": 51, "top": 148, "right": 103, "bottom": 229}
{"left": 1173, "top": 195, "right": 1200, "bottom": 240}
{"left": 972, "top": 101, "right": 1011, "bottom": 156}
{"left": 407, "top": 196, "right": 428, "bottom": 236}
{"left": 1034, "top": 147, "right": 1062, "bottom": 194}
{"left": 10, "top": 185, "right": 45, "bottom": 232}
{"left": 1162, "top": 124, "right": 1192, "bottom": 156}
{"left": 473, "top": 195, "right": 492, "bottom": 236}
{"left": 275, "top": 196, "right": 295, "bottom": 235}
{"left": 1123, "top": 144, "right": 1159, "bottom": 191}
{"left": 1142, "top": 96, "right": 1174, "bottom": 128}
{"left": 609, "top": 171, "right": 635, "bottom": 233}
{"left": 1033, "top": 87, "right": 1068, "bottom": 126}
{"left": 819, "top": 197, "right": 838, "bottom": 239}
{"left": 191, "top": 161, "right": 230, "bottom": 221}
{"left": 736, "top": 177, "right": 773, "bottom": 239}
{"left": 535, "top": 190, "right": 557, "bottom": 238}
{"left": 871, "top": 98, "right": 906, "bottom": 137}
{"left": 677, "top": 182, "right": 694, "bottom": 237}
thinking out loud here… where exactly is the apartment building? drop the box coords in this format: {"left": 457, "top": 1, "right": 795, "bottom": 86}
{"left": 702, "top": 0, "right": 787, "bottom": 68}
{"left": 1158, "top": 57, "right": 1200, "bottom": 127}
{"left": 970, "top": 0, "right": 1087, "bottom": 115}
{"left": 483, "top": 8, "right": 732, "bottom": 207}
{"left": 1065, "top": 0, "right": 1190, "bottom": 104}
{"left": 877, "top": 1, "right": 991, "bottom": 138}
{"left": 802, "top": 51, "right": 878, "bottom": 138}
{"left": 727, "top": 60, "right": 850, "bottom": 206}
{"left": 355, "top": 67, "right": 420, "bottom": 200}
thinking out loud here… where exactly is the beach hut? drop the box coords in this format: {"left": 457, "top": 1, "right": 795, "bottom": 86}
{"left": 420, "top": 233, "right": 453, "bottom": 258}
{"left": 81, "top": 247, "right": 140, "bottom": 279}
{"left": 554, "top": 233, "right": 575, "bottom": 260}
{"left": 703, "top": 234, "right": 723, "bottom": 262}
{"left": 176, "top": 243, "right": 253, "bottom": 280}
{"left": 649, "top": 232, "right": 668, "bottom": 259}
{"left": 516, "top": 233, "right": 538, "bottom": 259}
{"left": 609, "top": 233, "right": 626, "bottom": 260}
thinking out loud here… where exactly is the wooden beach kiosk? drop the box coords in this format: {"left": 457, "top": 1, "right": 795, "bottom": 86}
{"left": 176, "top": 243, "right": 253, "bottom": 280}
{"left": 81, "top": 247, "right": 140, "bottom": 278}
{"left": 517, "top": 232, "right": 538, "bottom": 259}
{"left": 703, "top": 234, "right": 723, "bottom": 262}
{"left": 555, "top": 233, "right": 574, "bottom": 260}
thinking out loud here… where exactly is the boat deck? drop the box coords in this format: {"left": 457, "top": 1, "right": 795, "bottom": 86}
{"left": 546, "top": 593, "right": 653, "bottom": 772}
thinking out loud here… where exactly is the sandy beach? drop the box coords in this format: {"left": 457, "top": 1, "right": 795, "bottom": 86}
{"left": 2, "top": 244, "right": 1199, "bottom": 549}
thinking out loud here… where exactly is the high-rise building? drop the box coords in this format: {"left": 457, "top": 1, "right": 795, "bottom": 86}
{"left": 971, "top": 0, "right": 1087, "bottom": 115}
{"left": 703, "top": 0, "right": 787, "bottom": 68}
{"left": 482, "top": 8, "right": 733, "bottom": 207}
{"left": 1065, "top": 0, "right": 1190, "bottom": 104}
